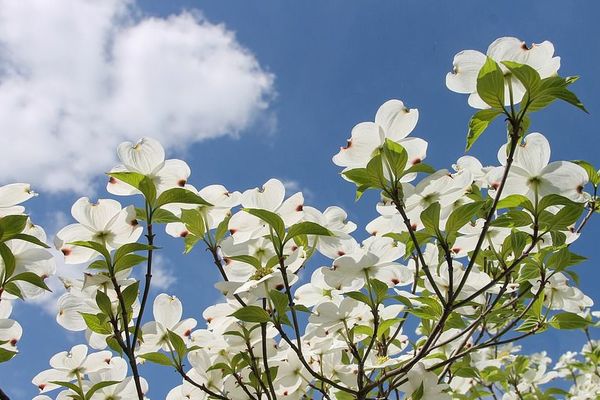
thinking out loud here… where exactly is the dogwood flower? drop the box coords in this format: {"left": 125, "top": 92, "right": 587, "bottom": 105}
{"left": 531, "top": 272, "right": 593, "bottom": 314}
{"left": 55, "top": 197, "right": 143, "bottom": 264}
{"left": 446, "top": 37, "right": 560, "bottom": 109}
{"left": 332, "top": 99, "right": 427, "bottom": 178}
{"left": 398, "top": 362, "right": 450, "bottom": 400}
{"left": 228, "top": 178, "right": 304, "bottom": 244}
{"left": 107, "top": 137, "right": 191, "bottom": 196}
{"left": 2, "top": 223, "right": 54, "bottom": 299}
{"left": 32, "top": 344, "right": 112, "bottom": 393}
{"left": 139, "top": 294, "right": 197, "bottom": 354}
{"left": 165, "top": 184, "right": 241, "bottom": 237}
{"left": 0, "top": 183, "right": 37, "bottom": 216}
{"left": 489, "top": 133, "right": 588, "bottom": 203}
{"left": 0, "top": 300, "right": 21, "bottom": 354}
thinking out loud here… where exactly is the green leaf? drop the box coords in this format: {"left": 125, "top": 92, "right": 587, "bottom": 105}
{"left": 490, "top": 210, "right": 533, "bottom": 228}
{"left": 183, "top": 234, "right": 201, "bottom": 254}
{"left": 243, "top": 208, "right": 285, "bottom": 240}
{"left": 167, "top": 330, "right": 187, "bottom": 360}
{"left": 285, "top": 221, "right": 333, "bottom": 243}
{"left": 155, "top": 188, "right": 211, "bottom": 208}
{"left": 227, "top": 255, "right": 262, "bottom": 270}
{"left": 107, "top": 172, "right": 157, "bottom": 202}
{"left": 269, "top": 289, "right": 289, "bottom": 317}
{"left": 121, "top": 281, "right": 139, "bottom": 310}
{"left": 421, "top": 202, "right": 441, "bottom": 237}
{"left": 230, "top": 305, "right": 271, "bottom": 323}
{"left": 342, "top": 168, "right": 371, "bottom": 186}
{"left": 68, "top": 240, "right": 111, "bottom": 263}
{"left": 8, "top": 272, "right": 50, "bottom": 291}
{"left": 215, "top": 215, "right": 231, "bottom": 242}
{"left": 549, "top": 312, "right": 590, "bottom": 330}
{"left": 0, "top": 242, "right": 16, "bottom": 279}
{"left": 139, "top": 352, "right": 174, "bottom": 367}
{"left": 403, "top": 163, "right": 436, "bottom": 175}
{"left": 527, "top": 76, "right": 587, "bottom": 113}
{"left": 180, "top": 208, "right": 206, "bottom": 237}
{"left": 547, "top": 247, "right": 586, "bottom": 271}
{"left": 476, "top": 57, "right": 505, "bottom": 109}
{"left": 50, "top": 381, "right": 85, "bottom": 398}
{"left": 377, "top": 317, "right": 404, "bottom": 338}
{"left": 413, "top": 382, "right": 425, "bottom": 400}
{"left": 85, "top": 381, "right": 120, "bottom": 400}
{"left": 445, "top": 201, "right": 484, "bottom": 233}
{"left": 2, "top": 282, "right": 22, "bottom": 299}
{"left": 114, "top": 243, "right": 154, "bottom": 263}
{"left": 537, "top": 194, "right": 579, "bottom": 212}
{"left": 0, "top": 348, "right": 17, "bottom": 363}
{"left": 366, "top": 154, "right": 386, "bottom": 189}
{"left": 382, "top": 138, "right": 409, "bottom": 178}
{"left": 345, "top": 291, "right": 372, "bottom": 306}
{"left": 466, "top": 109, "right": 502, "bottom": 151}
{"left": 501, "top": 61, "right": 541, "bottom": 92}
{"left": 370, "top": 278, "right": 389, "bottom": 304}
{"left": 10, "top": 233, "right": 50, "bottom": 248}
{"left": 335, "top": 391, "right": 355, "bottom": 400}
{"left": 150, "top": 208, "right": 180, "bottom": 224}
{"left": 80, "top": 313, "right": 112, "bottom": 335}
{"left": 114, "top": 254, "right": 147, "bottom": 273}
{"left": 497, "top": 194, "right": 534, "bottom": 212}
{"left": 540, "top": 203, "right": 584, "bottom": 231}
{"left": 96, "top": 290, "right": 113, "bottom": 316}
{"left": 0, "top": 214, "right": 28, "bottom": 242}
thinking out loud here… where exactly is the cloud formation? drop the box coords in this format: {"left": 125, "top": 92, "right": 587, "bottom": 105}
{"left": 0, "top": 0, "right": 274, "bottom": 193}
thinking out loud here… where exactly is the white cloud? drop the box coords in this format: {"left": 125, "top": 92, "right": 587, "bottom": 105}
{"left": 149, "top": 254, "right": 176, "bottom": 291}
{"left": 281, "top": 178, "right": 314, "bottom": 202}
{"left": 0, "top": 0, "right": 274, "bottom": 193}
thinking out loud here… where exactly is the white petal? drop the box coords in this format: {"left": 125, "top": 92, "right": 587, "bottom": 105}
{"left": 374, "top": 99, "right": 419, "bottom": 141}
{"left": 0, "top": 183, "right": 36, "bottom": 207}
{"left": 540, "top": 161, "right": 588, "bottom": 202}
{"left": 154, "top": 159, "right": 191, "bottom": 194}
{"left": 106, "top": 164, "right": 141, "bottom": 196}
{"left": 117, "top": 137, "right": 165, "bottom": 174}
{"left": 153, "top": 293, "right": 183, "bottom": 328}
{"left": 71, "top": 197, "right": 122, "bottom": 231}
{"left": 332, "top": 122, "right": 384, "bottom": 168}
{"left": 243, "top": 178, "right": 285, "bottom": 211}
{"left": 445, "top": 50, "right": 486, "bottom": 94}
{"left": 54, "top": 224, "right": 96, "bottom": 264}
{"left": 277, "top": 192, "right": 304, "bottom": 226}
{"left": 513, "top": 133, "right": 551, "bottom": 175}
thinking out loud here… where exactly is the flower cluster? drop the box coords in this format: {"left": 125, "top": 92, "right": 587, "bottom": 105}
{"left": 0, "top": 183, "right": 54, "bottom": 364}
{"left": 1, "top": 36, "right": 596, "bottom": 400}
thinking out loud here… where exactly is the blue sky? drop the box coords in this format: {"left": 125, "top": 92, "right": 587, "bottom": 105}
{"left": 2, "top": 1, "right": 600, "bottom": 398}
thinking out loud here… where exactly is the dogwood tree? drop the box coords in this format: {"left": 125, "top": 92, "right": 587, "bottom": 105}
{"left": 1, "top": 37, "right": 599, "bottom": 399}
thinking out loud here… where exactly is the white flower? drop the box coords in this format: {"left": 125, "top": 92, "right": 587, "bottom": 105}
{"left": 228, "top": 178, "right": 304, "bottom": 244}
{"left": 0, "top": 183, "right": 37, "bottom": 217}
{"left": 55, "top": 197, "right": 143, "bottom": 264}
{"left": 139, "top": 294, "right": 197, "bottom": 354}
{"left": 107, "top": 137, "right": 191, "bottom": 196}
{"left": 332, "top": 99, "right": 427, "bottom": 178}
{"left": 398, "top": 362, "right": 450, "bottom": 400}
{"left": 32, "top": 345, "right": 112, "bottom": 393}
{"left": 489, "top": 133, "right": 588, "bottom": 203}
{"left": 446, "top": 37, "right": 560, "bottom": 109}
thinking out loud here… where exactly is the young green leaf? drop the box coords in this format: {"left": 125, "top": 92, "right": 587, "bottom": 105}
{"left": 155, "top": 188, "right": 212, "bottom": 208}
{"left": 466, "top": 109, "right": 502, "bottom": 151}
{"left": 476, "top": 57, "right": 505, "bottom": 109}
{"left": 230, "top": 305, "right": 271, "bottom": 323}
{"left": 243, "top": 208, "right": 285, "bottom": 240}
